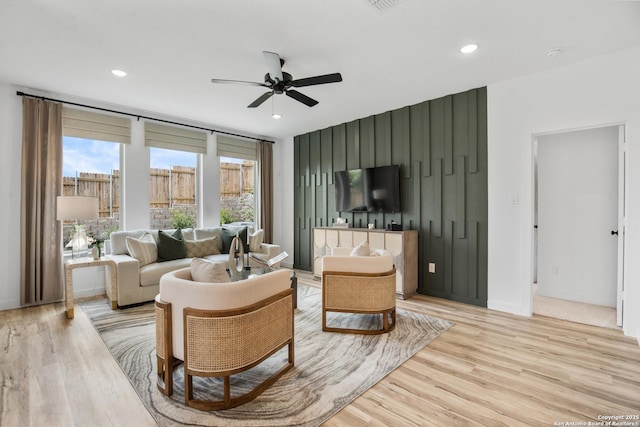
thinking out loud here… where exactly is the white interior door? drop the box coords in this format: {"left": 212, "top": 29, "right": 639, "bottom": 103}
{"left": 536, "top": 126, "right": 620, "bottom": 308}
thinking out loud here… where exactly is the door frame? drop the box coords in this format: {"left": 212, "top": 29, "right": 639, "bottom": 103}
{"left": 530, "top": 123, "right": 626, "bottom": 327}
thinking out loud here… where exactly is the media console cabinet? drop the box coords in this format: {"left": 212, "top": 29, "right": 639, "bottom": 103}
{"left": 312, "top": 227, "right": 418, "bottom": 299}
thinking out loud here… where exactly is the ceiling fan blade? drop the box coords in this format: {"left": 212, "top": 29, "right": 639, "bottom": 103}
{"left": 248, "top": 91, "right": 274, "bottom": 108}
{"left": 286, "top": 90, "right": 319, "bottom": 107}
{"left": 290, "top": 73, "right": 343, "bottom": 88}
{"left": 211, "top": 78, "right": 268, "bottom": 87}
{"left": 263, "top": 51, "right": 284, "bottom": 83}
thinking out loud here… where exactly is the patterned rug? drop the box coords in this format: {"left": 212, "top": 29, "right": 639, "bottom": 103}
{"left": 81, "top": 282, "right": 453, "bottom": 426}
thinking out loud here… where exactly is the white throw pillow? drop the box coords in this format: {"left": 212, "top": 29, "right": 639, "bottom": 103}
{"left": 190, "top": 258, "right": 230, "bottom": 283}
{"left": 350, "top": 241, "right": 370, "bottom": 256}
{"left": 125, "top": 233, "right": 157, "bottom": 267}
{"left": 249, "top": 229, "right": 264, "bottom": 252}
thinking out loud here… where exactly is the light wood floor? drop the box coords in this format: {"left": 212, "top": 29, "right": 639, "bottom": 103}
{"left": 2, "top": 274, "right": 639, "bottom": 427}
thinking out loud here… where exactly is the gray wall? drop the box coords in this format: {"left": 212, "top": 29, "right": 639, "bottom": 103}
{"left": 293, "top": 87, "right": 488, "bottom": 306}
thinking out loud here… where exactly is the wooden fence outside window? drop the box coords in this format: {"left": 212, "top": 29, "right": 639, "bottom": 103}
{"left": 62, "top": 161, "right": 254, "bottom": 217}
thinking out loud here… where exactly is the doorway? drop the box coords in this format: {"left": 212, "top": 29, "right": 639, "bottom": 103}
{"left": 533, "top": 125, "right": 625, "bottom": 328}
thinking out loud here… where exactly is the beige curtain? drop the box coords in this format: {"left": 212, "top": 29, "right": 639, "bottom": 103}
{"left": 20, "top": 98, "right": 63, "bottom": 305}
{"left": 258, "top": 141, "right": 273, "bottom": 243}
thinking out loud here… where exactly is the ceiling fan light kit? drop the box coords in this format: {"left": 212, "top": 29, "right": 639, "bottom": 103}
{"left": 211, "top": 51, "right": 342, "bottom": 110}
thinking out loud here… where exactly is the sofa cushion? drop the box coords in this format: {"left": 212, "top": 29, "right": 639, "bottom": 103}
{"left": 180, "top": 228, "right": 194, "bottom": 241}
{"left": 249, "top": 229, "right": 264, "bottom": 252}
{"left": 125, "top": 233, "right": 157, "bottom": 267}
{"left": 190, "top": 258, "right": 230, "bottom": 283}
{"left": 157, "top": 229, "right": 186, "bottom": 262}
{"left": 140, "top": 258, "right": 191, "bottom": 287}
{"left": 185, "top": 237, "right": 220, "bottom": 258}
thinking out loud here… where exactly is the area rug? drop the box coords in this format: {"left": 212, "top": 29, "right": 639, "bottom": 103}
{"left": 81, "top": 283, "right": 453, "bottom": 426}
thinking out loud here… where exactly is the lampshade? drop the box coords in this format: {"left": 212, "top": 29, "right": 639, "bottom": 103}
{"left": 56, "top": 196, "right": 99, "bottom": 221}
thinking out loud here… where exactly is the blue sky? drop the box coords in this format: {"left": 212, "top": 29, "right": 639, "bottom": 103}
{"left": 62, "top": 137, "right": 199, "bottom": 176}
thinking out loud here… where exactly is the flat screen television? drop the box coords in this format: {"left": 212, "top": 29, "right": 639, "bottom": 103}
{"left": 334, "top": 165, "right": 400, "bottom": 213}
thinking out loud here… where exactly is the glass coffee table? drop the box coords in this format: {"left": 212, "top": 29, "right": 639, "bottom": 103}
{"left": 227, "top": 266, "right": 297, "bottom": 309}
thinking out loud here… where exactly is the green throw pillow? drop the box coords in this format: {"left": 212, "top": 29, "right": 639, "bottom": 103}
{"left": 220, "top": 227, "right": 236, "bottom": 254}
{"left": 221, "top": 226, "right": 249, "bottom": 253}
{"left": 157, "top": 229, "right": 186, "bottom": 262}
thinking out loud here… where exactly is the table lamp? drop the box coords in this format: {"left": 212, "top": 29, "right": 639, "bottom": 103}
{"left": 57, "top": 196, "right": 99, "bottom": 258}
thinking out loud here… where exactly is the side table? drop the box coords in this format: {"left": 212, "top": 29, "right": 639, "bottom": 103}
{"left": 64, "top": 257, "right": 117, "bottom": 319}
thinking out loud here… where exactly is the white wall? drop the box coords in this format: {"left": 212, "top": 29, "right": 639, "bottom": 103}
{"left": 272, "top": 136, "right": 295, "bottom": 268}
{"left": 0, "top": 82, "right": 22, "bottom": 309}
{"left": 487, "top": 46, "right": 640, "bottom": 340}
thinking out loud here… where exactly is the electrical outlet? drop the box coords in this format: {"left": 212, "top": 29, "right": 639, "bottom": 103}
{"left": 428, "top": 262, "right": 436, "bottom": 273}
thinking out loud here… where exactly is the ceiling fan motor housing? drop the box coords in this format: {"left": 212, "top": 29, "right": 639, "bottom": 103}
{"left": 265, "top": 72, "right": 292, "bottom": 94}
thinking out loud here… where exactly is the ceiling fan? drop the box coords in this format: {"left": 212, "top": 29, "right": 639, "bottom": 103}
{"left": 211, "top": 51, "right": 343, "bottom": 108}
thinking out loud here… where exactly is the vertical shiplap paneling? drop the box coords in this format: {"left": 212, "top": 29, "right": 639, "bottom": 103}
{"left": 332, "top": 124, "right": 346, "bottom": 172}
{"left": 430, "top": 98, "right": 445, "bottom": 160}
{"left": 444, "top": 96, "right": 453, "bottom": 175}
{"left": 433, "top": 158, "right": 442, "bottom": 237}
{"left": 346, "top": 120, "right": 360, "bottom": 170}
{"left": 360, "top": 116, "right": 375, "bottom": 168}
{"left": 392, "top": 107, "right": 411, "bottom": 178}
{"left": 293, "top": 137, "right": 301, "bottom": 267}
{"left": 375, "top": 111, "right": 392, "bottom": 166}
{"left": 410, "top": 102, "right": 424, "bottom": 172}
{"left": 468, "top": 89, "right": 478, "bottom": 174}
{"left": 321, "top": 172, "right": 329, "bottom": 227}
{"left": 456, "top": 156, "right": 466, "bottom": 239}
{"left": 374, "top": 112, "right": 392, "bottom": 227}
{"left": 445, "top": 220, "right": 454, "bottom": 295}
{"left": 300, "top": 134, "right": 311, "bottom": 269}
{"left": 310, "top": 131, "right": 321, "bottom": 179}
{"left": 423, "top": 101, "right": 431, "bottom": 177}
{"left": 321, "top": 128, "right": 333, "bottom": 185}
{"left": 468, "top": 220, "right": 479, "bottom": 299}
{"left": 320, "top": 128, "right": 334, "bottom": 226}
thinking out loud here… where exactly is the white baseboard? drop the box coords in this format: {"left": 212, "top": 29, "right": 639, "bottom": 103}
{"left": 487, "top": 300, "right": 529, "bottom": 317}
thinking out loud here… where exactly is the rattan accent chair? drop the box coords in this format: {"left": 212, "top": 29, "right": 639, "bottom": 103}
{"left": 321, "top": 248, "right": 397, "bottom": 334}
{"left": 155, "top": 267, "right": 294, "bottom": 410}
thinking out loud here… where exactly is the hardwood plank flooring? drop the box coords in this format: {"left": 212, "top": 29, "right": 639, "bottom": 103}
{"left": 1, "top": 273, "right": 639, "bottom": 427}
{"left": 0, "top": 298, "right": 156, "bottom": 427}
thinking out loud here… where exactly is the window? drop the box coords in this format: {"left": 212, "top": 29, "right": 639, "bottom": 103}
{"left": 61, "top": 108, "right": 129, "bottom": 253}
{"left": 145, "top": 122, "right": 206, "bottom": 230}
{"left": 219, "top": 156, "right": 256, "bottom": 226}
{"left": 217, "top": 136, "right": 258, "bottom": 227}
{"left": 149, "top": 147, "right": 198, "bottom": 230}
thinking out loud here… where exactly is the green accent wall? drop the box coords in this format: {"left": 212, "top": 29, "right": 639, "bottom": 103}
{"left": 294, "top": 87, "right": 488, "bottom": 306}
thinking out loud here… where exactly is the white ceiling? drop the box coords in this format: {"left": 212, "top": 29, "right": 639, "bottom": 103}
{"left": 1, "top": 0, "right": 639, "bottom": 141}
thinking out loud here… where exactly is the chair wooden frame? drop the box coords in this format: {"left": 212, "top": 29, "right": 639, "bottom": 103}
{"left": 322, "top": 267, "right": 396, "bottom": 335}
{"left": 155, "top": 289, "right": 294, "bottom": 410}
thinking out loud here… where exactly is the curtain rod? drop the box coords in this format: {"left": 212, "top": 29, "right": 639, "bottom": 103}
{"left": 16, "top": 91, "right": 275, "bottom": 144}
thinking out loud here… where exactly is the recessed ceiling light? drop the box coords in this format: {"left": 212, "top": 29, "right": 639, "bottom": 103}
{"left": 272, "top": 113, "right": 282, "bottom": 119}
{"left": 111, "top": 69, "right": 127, "bottom": 77}
{"left": 460, "top": 44, "right": 478, "bottom": 54}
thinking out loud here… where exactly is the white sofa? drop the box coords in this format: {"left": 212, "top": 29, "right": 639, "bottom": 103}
{"left": 105, "top": 226, "right": 280, "bottom": 307}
